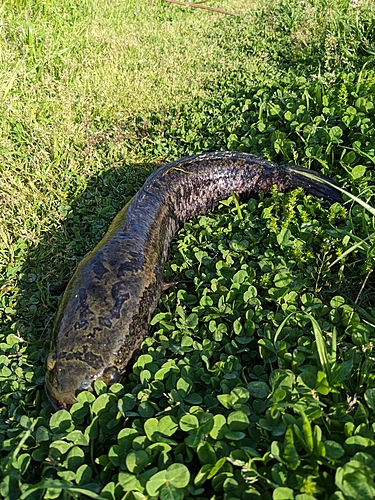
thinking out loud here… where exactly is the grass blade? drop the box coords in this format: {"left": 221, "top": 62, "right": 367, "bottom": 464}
{"left": 304, "top": 313, "right": 330, "bottom": 379}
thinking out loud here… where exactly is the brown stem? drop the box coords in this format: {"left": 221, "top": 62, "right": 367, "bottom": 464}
{"left": 164, "top": 0, "right": 247, "bottom": 17}
{"left": 355, "top": 268, "right": 373, "bottom": 305}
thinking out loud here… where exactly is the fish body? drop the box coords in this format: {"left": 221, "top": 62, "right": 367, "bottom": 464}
{"left": 45, "top": 151, "right": 341, "bottom": 409}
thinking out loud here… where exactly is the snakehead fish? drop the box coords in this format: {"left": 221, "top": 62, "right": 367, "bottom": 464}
{"left": 45, "top": 151, "right": 341, "bottom": 410}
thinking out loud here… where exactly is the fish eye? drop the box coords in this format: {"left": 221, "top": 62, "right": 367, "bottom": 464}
{"left": 46, "top": 352, "right": 57, "bottom": 371}
{"left": 103, "top": 366, "right": 121, "bottom": 385}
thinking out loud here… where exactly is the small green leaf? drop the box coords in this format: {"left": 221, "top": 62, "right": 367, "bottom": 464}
{"left": 64, "top": 446, "right": 85, "bottom": 470}
{"left": 227, "top": 410, "right": 249, "bottom": 431}
{"left": 325, "top": 440, "right": 345, "bottom": 460}
{"left": 146, "top": 464, "right": 190, "bottom": 496}
{"left": 209, "top": 414, "right": 227, "bottom": 440}
{"left": 49, "top": 410, "right": 73, "bottom": 434}
{"left": 144, "top": 418, "right": 159, "bottom": 441}
{"left": 330, "top": 296, "right": 346, "bottom": 308}
{"left": 158, "top": 415, "right": 179, "bottom": 436}
{"left": 217, "top": 394, "right": 232, "bottom": 409}
{"left": 76, "top": 391, "right": 95, "bottom": 405}
{"left": 165, "top": 463, "right": 190, "bottom": 488}
{"left": 329, "top": 126, "right": 343, "bottom": 140}
{"left": 118, "top": 428, "right": 139, "bottom": 449}
{"left": 91, "top": 394, "right": 115, "bottom": 415}
{"left": 277, "top": 229, "right": 292, "bottom": 247}
{"left": 301, "top": 411, "right": 313, "bottom": 452}
{"left": 75, "top": 464, "right": 93, "bottom": 486}
{"left": 364, "top": 389, "right": 375, "bottom": 411}
{"left": 207, "top": 457, "right": 226, "bottom": 479}
{"left": 66, "top": 430, "right": 89, "bottom": 447}
{"left": 351, "top": 165, "right": 366, "bottom": 179}
{"left": 126, "top": 450, "right": 149, "bottom": 474}
{"left": 273, "top": 486, "right": 294, "bottom": 499}
{"left": 248, "top": 381, "right": 270, "bottom": 399}
{"left": 118, "top": 394, "right": 137, "bottom": 414}
{"left": 224, "top": 431, "right": 245, "bottom": 440}
{"left": 49, "top": 440, "right": 74, "bottom": 456}
{"left": 284, "top": 443, "right": 300, "bottom": 470}
{"left": 179, "top": 414, "right": 199, "bottom": 432}
{"left": 194, "top": 464, "right": 212, "bottom": 487}
{"left": 118, "top": 472, "right": 143, "bottom": 492}
{"left": 159, "top": 483, "right": 184, "bottom": 500}
{"left": 197, "top": 441, "right": 217, "bottom": 465}
{"left": 36, "top": 426, "right": 50, "bottom": 443}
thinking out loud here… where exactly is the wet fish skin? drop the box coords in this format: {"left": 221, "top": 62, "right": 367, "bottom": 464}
{"left": 45, "top": 151, "right": 341, "bottom": 410}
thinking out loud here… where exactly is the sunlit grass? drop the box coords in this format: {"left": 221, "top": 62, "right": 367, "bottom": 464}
{"left": 0, "top": 0, "right": 267, "bottom": 246}
{"left": 1, "top": 1, "right": 375, "bottom": 497}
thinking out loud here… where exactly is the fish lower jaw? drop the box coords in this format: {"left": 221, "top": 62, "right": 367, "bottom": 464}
{"left": 45, "top": 377, "right": 79, "bottom": 411}
{"left": 45, "top": 387, "right": 72, "bottom": 411}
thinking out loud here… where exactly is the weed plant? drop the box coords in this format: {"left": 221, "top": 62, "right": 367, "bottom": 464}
{"left": 1, "top": 0, "right": 375, "bottom": 499}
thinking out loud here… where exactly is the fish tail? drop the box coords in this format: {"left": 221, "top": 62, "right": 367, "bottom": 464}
{"left": 287, "top": 165, "right": 343, "bottom": 203}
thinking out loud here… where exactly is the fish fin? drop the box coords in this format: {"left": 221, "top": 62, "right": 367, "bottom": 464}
{"left": 162, "top": 281, "right": 180, "bottom": 292}
{"left": 49, "top": 280, "right": 70, "bottom": 296}
{"left": 288, "top": 165, "right": 343, "bottom": 203}
{"left": 162, "top": 280, "right": 194, "bottom": 292}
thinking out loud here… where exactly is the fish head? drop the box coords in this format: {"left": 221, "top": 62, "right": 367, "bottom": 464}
{"left": 44, "top": 244, "right": 153, "bottom": 411}
{"left": 45, "top": 350, "right": 121, "bottom": 410}
{"left": 45, "top": 353, "right": 79, "bottom": 410}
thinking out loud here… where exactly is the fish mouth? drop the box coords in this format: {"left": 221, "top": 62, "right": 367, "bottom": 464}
{"left": 45, "top": 365, "right": 119, "bottom": 412}
{"left": 45, "top": 387, "right": 72, "bottom": 411}
{"left": 45, "top": 366, "right": 80, "bottom": 411}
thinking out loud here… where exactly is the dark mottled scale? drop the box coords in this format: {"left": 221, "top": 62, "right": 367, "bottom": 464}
{"left": 45, "top": 152, "right": 341, "bottom": 409}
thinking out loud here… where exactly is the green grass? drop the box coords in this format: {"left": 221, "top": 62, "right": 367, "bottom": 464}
{"left": 1, "top": 0, "right": 375, "bottom": 498}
